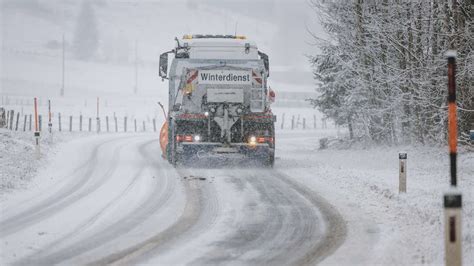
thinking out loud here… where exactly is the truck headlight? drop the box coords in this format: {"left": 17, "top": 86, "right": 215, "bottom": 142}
{"left": 249, "top": 136, "right": 257, "bottom": 146}
{"left": 194, "top": 135, "right": 201, "bottom": 142}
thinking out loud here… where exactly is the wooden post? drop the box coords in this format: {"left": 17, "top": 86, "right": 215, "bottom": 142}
{"left": 29, "top": 114, "right": 32, "bottom": 131}
{"left": 88, "top": 117, "right": 92, "bottom": 132}
{"left": 9, "top": 110, "right": 14, "bottom": 130}
{"left": 296, "top": 114, "right": 300, "bottom": 129}
{"left": 114, "top": 116, "right": 118, "bottom": 132}
{"left": 58, "top": 113, "right": 62, "bottom": 132}
{"left": 303, "top": 118, "right": 306, "bottom": 130}
{"left": 134, "top": 119, "right": 137, "bottom": 132}
{"left": 23, "top": 115, "right": 27, "bottom": 131}
{"left": 106, "top": 116, "right": 109, "bottom": 132}
{"left": 313, "top": 114, "right": 317, "bottom": 129}
{"left": 124, "top": 117, "right": 127, "bottom": 132}
{"left": 38, "top": 115, "right": 42, "bottom": 131}
{"left": 15, "top": 112, "right": 20, "bottom": 131}
{"left": 142, "top": 120, "right": 146, "bottom": 132}
{"left": 291, "top": 115, "right": 295, "bottom": 130}
{"left": 153, "top": 118, "right": 156, "bottom": 132}
{"left": 69, "top": 116, "right": 73, "bottom": 132}
{"left": 79, "top": 115, "right": 83, "bottom": 131}
{"left": 281, "top": 113, "right": 285, "bottom": 130}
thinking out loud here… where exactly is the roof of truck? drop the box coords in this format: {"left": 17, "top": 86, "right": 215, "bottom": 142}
{"left": 180, "top": 34, "right": 259, "bottom": 60}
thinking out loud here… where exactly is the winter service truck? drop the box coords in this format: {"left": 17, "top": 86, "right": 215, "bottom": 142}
{"left": 158, "top": 34, "right": 276, "bottom": 167}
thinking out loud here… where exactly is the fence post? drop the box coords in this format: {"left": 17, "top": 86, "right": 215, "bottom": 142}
{"left": 313, "top": 115, "right": 317, "bottom": 129}
{"left": 399, "top": 152, "right": 407, "bottom": 193}
{"left": 106, "top": 116, "right": 109, "bottom": 132}
{"left": 23, "top": 115, "right": 27, "bottom": 131}
{"left": 296, "top": 114, "right": 301, "bottom": 129}
{"left": 142, "top": 121, "right": 146, "bottom": 132}
{"left": 124, "top": 117, "right": 127, "bottom": 132}
{"left": 134, "top": 119, "right": 137, "bottom": 132}
{"left": 281, "top": 113, "right": 285, "bottom": 129}
{"left": 39, "top": 115, "right": 42, "bottom": 131}
{"left": 115, "top": 116, "right": 118, "bottom": 132}
{"left": 291, "top": 115, "right": 295, "bottom": 130}
{"left": 58, "top": 113, "right": 62, "bottom": 132}
{"left": 29, "top": 114, "right": 32, "bottom": 131}
{"left": 69, "top": 116, "right": 73, "bottom": 132}
{"left": 15, "top": 112, "right": 20, "bottom": 131}
{"left": 79, "top": 115, "right": 83, "bottom": 131}
{"left": 88, "top": 118, "right": 92, "bottom": 132}
{"left": 96, "top": 117, "right": 101, "bottom": 133}
{"left": 5, "top": 110, "right": 9, "bottom": 128}
{"left": 303, "top": 118, "right": 306, "bottom": 130}
{"left": 9, "top": 110, "right": 14, "bottom": 130}
{"left": 153, "top": 118, "right": 156, "bottom": 132}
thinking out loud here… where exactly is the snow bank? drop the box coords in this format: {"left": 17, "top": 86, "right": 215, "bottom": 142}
{"left": 275, "top": 130, "right": 474, "bottom": 265}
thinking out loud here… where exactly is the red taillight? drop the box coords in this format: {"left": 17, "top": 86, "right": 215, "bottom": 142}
{"left": 255, "top": 136, "right": 274, "bottom": 144}
{"left": 176, "top": 135, "right": 194, "bottom": 142}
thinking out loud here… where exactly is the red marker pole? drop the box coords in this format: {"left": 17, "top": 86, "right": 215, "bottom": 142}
{"left": 444, "top": 50, "right": 462, "bottom": 266}
{"left": 34, "top": 98, "right": 40, "bottom": 157}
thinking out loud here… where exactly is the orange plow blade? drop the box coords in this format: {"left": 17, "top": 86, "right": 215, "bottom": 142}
{"left": 159, "top": 122, "right": 168, "bottom": 159}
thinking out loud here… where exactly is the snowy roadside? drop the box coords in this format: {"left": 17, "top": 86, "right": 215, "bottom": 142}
{"left": 1, "top": 129, "right": 96, "bottom": 201}
{"left": 0, "top": 129, "right": 56, "bottom": 198}
{"left": 275, "top": 130, "right": 474, "bottom": 265}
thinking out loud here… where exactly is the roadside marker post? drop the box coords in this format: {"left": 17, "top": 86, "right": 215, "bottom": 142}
{"left": 399, "top": 152, "right": 407, "bottom": 193}
{"left": 48, "top": 100, "right": 52, "bottom": 134}
{"left": 34, "top": 98, "right": 40, "bottom": 158}
{"left": 444, "top": 194, "right": 462, "bottom": 266}
{"left": 444, "top": 50, "right": 462, "bottom": 266}
{"left": 153, "top": 118, "right": 157, "bottom": 132}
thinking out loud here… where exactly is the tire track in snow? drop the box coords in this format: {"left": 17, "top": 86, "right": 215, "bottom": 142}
{"left": 88, "top": 168, "right": 218, "bottom": 265}
{"left": 16, "top": 138, "right": 179, "bottom": 265}
{"left": 0, "top": 136, "right": 134, "bottom": 237}
{"left": 15, "top": 139, "right": 157, "bottom": 265}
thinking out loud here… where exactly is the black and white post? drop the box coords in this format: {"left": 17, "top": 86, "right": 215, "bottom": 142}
{"left": 399, "top": 152, "right": 407, "bottom": 193}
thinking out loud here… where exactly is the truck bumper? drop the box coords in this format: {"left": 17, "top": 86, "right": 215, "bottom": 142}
{"left": 178, "top": 142, "right": 273, "bottom": 159}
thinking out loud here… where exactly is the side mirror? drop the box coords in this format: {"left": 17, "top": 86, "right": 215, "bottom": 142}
{"left": 159, "top": 51, "right": 170, "bottom": 79}
{"left": 258, "top": 51, "right": 270, "bottom": 77}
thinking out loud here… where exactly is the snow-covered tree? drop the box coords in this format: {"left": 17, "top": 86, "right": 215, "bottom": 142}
{"left": 309, "top": 0, "right": 473, "bottom": 145}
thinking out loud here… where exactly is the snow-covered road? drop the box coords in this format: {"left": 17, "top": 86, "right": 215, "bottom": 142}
{"left": 0, "top": 134, "right": 345, "bottom": 265}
